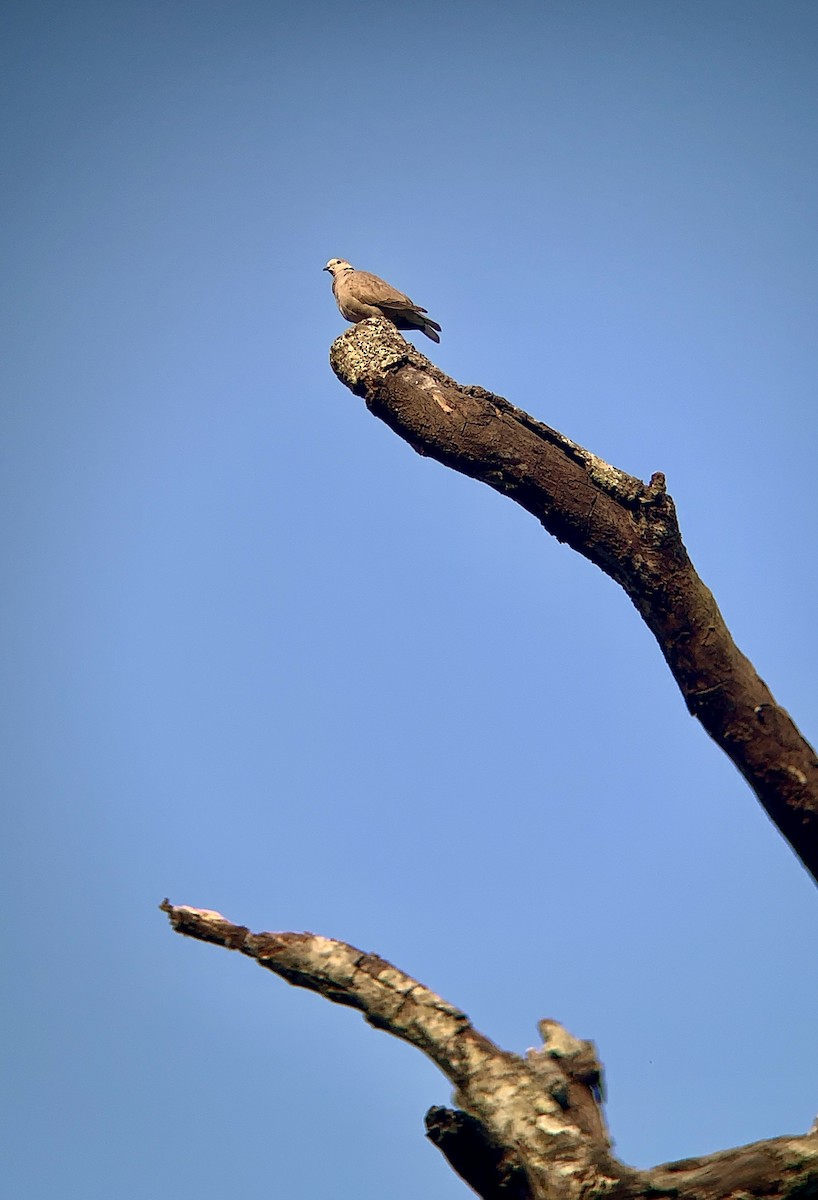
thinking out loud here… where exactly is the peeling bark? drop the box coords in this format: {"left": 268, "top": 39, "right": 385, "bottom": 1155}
{"left": 328, "top": 318, "right": 818, "bottom": 887}
{"left": 161, "top": 903, "right": 818, "bottom": 1200}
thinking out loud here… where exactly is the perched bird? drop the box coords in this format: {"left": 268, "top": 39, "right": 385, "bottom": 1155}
{"left": 323, "top": 258, "right": 442, "bottom": 343}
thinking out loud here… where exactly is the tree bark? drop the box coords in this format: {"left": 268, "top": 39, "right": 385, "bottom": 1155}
{"left": 161, "top": 903, "right": 818, "bottom": 1200}
{"left": 162, "top": 323, "right": 818, "bottom": 1200}
{"left": 327, "top": 318, "right": 818, "bottom": 887}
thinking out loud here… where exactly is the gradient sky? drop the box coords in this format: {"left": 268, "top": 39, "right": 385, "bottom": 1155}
{"left": 2, "top": 3, "right": 817, "bottom": 1199}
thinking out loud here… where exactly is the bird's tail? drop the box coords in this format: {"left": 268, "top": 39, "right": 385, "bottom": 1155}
{"left": 413, "top": 310, "right": 441, "bottom": 342}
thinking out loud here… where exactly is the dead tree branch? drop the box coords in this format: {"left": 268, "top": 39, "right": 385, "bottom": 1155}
{"left": 161, "top": 902, "right": 818, "bottom": 1200}
{"left": 328, "top": 318, "right": 818, "bottom": 886}
{"left": 161, "top": 324, "right": 818, "bottom": 1199}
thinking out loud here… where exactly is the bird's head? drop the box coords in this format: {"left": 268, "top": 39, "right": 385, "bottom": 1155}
{"left": 323, "top": 258, "right": 353, "bottom": 276}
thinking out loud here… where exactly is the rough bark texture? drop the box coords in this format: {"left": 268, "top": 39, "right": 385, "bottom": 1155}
{"left": 162, "top": 324, "right": 818, "bottom": 1200}
{"left": 161, "top": 903, "right": 818, "bottom": 1200}
{"left": 328, "top": 318, "right": 818, "bottom": 887}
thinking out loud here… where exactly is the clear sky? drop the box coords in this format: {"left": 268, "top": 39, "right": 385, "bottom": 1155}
{"left": 2, "top": 3, "right": 817, "bottom": 1198}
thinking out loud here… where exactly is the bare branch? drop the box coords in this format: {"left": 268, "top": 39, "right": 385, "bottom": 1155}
{"left": 160, "top": 323, "right": 818, "bottom": 1200}
{"left": 161, "top": 902, "right": 818, "bottom": 1200}
{"left": 160, "top": 901, "right": 615, "bottom": 1199}
{"left": 328, "top": 318, "right": 818, "bottom": 886}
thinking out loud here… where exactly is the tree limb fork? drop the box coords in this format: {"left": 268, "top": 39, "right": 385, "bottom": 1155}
{"left": 161, "top": 903, "right": 818, "bottom": 1200}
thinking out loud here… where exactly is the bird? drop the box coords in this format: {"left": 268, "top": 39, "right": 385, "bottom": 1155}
{"left": 323, "top": 258, "right": 442, "bottom": 343}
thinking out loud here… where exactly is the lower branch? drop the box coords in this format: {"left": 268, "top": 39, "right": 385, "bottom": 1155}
{"left": 161, "top": 902, "right": 818, "bottom": 1200}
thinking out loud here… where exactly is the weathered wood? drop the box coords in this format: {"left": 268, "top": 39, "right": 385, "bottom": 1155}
{"left": 161, "top": 903, "right": 818, "bottom": 1200}
{"left": 329, "top": 318, "right": 818, "bottom": 886}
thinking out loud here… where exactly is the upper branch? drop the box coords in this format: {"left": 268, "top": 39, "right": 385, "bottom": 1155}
{"left": 328, "top": 319, "right": 818, "bottom": 886}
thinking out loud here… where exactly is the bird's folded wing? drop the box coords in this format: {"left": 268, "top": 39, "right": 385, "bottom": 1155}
{"left": 347, "top": 271, "right": 416, "bottom": 310}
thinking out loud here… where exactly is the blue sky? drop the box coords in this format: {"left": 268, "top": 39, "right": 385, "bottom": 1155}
{"left": 2, "top": 2, "right": 817, "bottom": 1198}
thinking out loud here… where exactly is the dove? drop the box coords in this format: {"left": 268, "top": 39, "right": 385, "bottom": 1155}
{"left": 323, "top": 258, "right": 442, "bottom": 343}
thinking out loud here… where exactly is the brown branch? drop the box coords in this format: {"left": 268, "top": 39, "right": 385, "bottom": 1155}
{"left": 161, "top": 902, "right": 818, "bottom": 1200}
{"left": 425, "top": 1106, "right": 534, "bottom": 1200}
{"left": 328, "top": 318, "right": 818, "bottom": 886}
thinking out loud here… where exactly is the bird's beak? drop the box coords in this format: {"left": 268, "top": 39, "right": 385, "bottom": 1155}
{"left": 322, "top": 265, "right": 331, "bottom": 272}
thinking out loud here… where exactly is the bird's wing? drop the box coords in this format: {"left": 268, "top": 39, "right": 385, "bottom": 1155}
{"left": 348, "top": 270, "right": 418, "bottom": 311}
